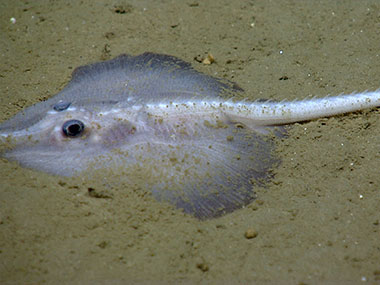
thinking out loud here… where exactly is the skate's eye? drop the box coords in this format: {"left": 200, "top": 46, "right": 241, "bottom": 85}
{"left": 62, "top": 120, "right": 85, "bottom": 137}
{"left": 53, "top": 101, "right": 71, "bottom": 111}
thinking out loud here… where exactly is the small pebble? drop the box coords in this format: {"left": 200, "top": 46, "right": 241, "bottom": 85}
{"left": 245, "top": 228, "right": 258, "bottom": 239}
{"left": 196, "top": 262, "right": 209, "bottom": 272}
{"left": 202, "top": 53, "right": 214, "bottom": 65}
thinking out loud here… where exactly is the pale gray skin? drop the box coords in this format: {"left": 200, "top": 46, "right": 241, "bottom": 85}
{"left": 0, "top": 53, "right": 279, "bottom": 219}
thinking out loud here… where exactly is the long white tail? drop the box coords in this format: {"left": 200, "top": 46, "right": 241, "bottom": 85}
{"left": 222, "top": 89, "right": 380, "bottom": 127}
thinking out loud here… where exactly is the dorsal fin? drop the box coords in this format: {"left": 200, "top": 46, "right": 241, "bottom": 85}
{"left": 61, "top": 52, "right": 242, "bottom": 105}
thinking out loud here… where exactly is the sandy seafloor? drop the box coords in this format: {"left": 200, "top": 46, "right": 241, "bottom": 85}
{"left": 0, "top": 0, "right": 380, "bottom": 283}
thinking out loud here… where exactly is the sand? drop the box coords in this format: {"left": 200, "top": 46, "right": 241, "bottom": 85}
{"left": 1, "top": 0, "right": 380, "bottom": 283}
